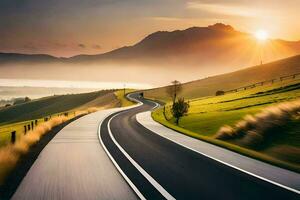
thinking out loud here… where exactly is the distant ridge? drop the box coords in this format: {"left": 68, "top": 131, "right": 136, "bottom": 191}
{"left": 1, "top": 23, "right": 300, "bottom": 66}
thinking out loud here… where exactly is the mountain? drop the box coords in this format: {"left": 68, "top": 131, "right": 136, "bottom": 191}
{"left": 0, "top": 53, "right": 60, "bottom": 64}
{"left": 144, "top": 54, "right": 300, "bottom": 100}
{"left": 1, "top": 23, "right": 300, "bottom": 86}
{"left": 68, "top": 23, "right": 300, "bottom": 67}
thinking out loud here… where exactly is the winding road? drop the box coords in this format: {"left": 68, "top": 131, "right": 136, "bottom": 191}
{"left": 12, "top": 93, "right": 300, "bottom": 200}
{"left": 100, "top": 93, "right": 300, "bottom": 200}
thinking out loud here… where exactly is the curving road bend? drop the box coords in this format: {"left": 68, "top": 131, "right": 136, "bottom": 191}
{"left": 100, "top": 93, "right": 300, "bottom": 200}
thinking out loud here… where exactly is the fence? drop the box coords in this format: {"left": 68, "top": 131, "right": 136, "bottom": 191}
{"left": 0, "top": 111, "right": 76, "bottom": 146}
{"left": 224, "top": 72, "right": 300, "bottom": 94}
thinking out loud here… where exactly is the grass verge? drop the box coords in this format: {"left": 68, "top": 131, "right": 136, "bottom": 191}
{"left": 114, "top": 89, "right": 136, "bottom": 107}
{"left": 152, "top": 109, "right": 300, "bottom": 172}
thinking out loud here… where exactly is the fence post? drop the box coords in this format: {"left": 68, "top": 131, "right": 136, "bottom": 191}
{"left": 35, "top": 120, "right": 38, "bottom": 126}
{"left": 31, "top": 121, "right": 34, "bottom": 130}
{"left": 28, "top": 124, "right": 31, "bottom": 131}
{"left": 24, "top": 125, "right": 27, "bottom": 134}
{"left": 11, "top": 131, "right": 16, "bottom": 144}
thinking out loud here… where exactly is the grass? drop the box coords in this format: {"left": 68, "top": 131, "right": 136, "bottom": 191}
{"left": 0, "top": 90, "right": 116, "bottom": 125}
{"left": 0, "top": 90, "right": 121, "bottom": 147}
{"left": 144, "top": 54, "right": 300, "bottom": 100}
{"left": 0, "top": 115, "right": 73, "bottom": 185}
{"left": 114, "top": 89, "right": 136, "bottom": 107}
{"left": 152, "top": 79, "right": 300, "bottom": 172}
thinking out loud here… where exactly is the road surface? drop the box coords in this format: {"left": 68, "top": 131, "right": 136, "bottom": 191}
{"left": 12, "top": 107, "right": 138, "bottom": 200}
{"left": 99, "top": 93, "right": 300, "bottom": 200}
{"left": 12, "top": 93, "right": 300, "bottom": 199}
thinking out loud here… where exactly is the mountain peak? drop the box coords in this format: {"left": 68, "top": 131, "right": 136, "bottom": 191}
{"left": 208, "top": 23, "right": 235, "bottom": 31}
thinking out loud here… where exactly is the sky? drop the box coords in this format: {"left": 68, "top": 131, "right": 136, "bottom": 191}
{"left": 1, "top": 0, "right": 299, "bottom": 57}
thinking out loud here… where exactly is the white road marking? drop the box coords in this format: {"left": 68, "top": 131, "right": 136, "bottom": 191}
{"left": 107, "top": 111, "right": 176, "bottom": 200}
{"left": 136, "top": 112, "right": 300, "bottom": 195}
{"left": 98, "top": 118, "right": 147, "bottom": 200}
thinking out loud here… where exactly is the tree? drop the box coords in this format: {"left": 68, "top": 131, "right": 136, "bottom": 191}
{"left": 172, "top": 98, "right": 189, "bottom": 125}
{"left": 166, "top": 80, "right": 182, "bottom": 104}
{"left": 24, "top": 97, "right": 31, "bottom": 102}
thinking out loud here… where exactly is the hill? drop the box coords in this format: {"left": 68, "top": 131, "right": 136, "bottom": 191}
{"left": 0, "top": 90, "right": 118, "bottom": 125}
{"left": 152, "top": 79, "right": 300, "bottom": 172}
{"left": 144, "top": 54, "right": 300, "bottom": 101}
{"left": 0, "top": 53, "right": 60, "bottom": 64}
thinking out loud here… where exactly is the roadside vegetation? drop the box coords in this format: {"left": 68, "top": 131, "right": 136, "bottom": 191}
{"left": 0, "top": 89, "right": 132, "bottom": 185}
{"left": 114, "top": 89, "right": 136, "bottom": 107}
{"left": 0, "top": 115, "right": 72, "bottom": 184}
{"left": 152, "top": 79, "right": 300, "bottom": 172}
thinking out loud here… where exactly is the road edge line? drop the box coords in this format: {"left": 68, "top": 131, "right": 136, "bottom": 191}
{"left": 107, "top": 112, "right": 176, "bottom": 200}
{"left": 136, "top": 111, "right": 300, "bottom": 195}
{"left": 98, "top": 113, "right": 146, "bottom": 200}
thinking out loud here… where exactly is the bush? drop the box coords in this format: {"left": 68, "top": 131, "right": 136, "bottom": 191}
{"left": 216, "top": 90, "right": 225, "bottom": 96}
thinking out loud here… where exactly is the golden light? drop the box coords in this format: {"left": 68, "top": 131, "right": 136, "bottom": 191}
{"left": 255, "top": 30, "right": 269, "bottom": 41}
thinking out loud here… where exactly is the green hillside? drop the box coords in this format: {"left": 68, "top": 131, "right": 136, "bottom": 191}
{"left": 145, "top": 54, "right": 300, "bottom": 101}
{"left": 0, "top": 90, "right": 116, "bottom": 125}
{"left": 152, "top": 79, "right": 300, "bottom": 171}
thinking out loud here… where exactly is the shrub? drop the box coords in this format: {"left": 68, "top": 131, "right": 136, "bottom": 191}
{"left": 172, "top": 98, "right": 189, "bottom": 125}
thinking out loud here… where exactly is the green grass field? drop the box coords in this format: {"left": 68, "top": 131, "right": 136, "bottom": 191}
{"left": 152, "top": 79, "right": 300, "bottom": 172}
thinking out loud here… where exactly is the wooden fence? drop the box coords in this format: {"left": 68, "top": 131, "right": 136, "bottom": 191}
{"left": 224, "top": 72, "right": 300, "bottom": 94}
{"left": 0, "top": 111, "right": 76, "bottom": 146}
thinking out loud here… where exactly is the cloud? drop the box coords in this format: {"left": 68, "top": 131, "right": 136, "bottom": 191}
{"left": 78, "top": 44, "right": 86, "bottom": 48}
{"left": 186, "top": 1, "right": 264, "bottom": 17}
{"left": 23, "top": 43, "right": 38, "bottom": 51}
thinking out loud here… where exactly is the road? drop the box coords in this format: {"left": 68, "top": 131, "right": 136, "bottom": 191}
{"left": 12, "top": 108, "right": 138, "bottom": 200}
{"left": 100, "top": 93, "right": 300, "bottom": 200}
{"left": 12, "top": 93, "right": 300, "bottom": 200}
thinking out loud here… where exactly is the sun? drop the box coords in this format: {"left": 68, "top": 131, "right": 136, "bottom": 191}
{"left": 255, "top": 30, "right": 269, "bottom": 41}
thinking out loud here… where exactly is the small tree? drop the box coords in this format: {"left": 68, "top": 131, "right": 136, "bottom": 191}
{"left": 166, "top": 80, "right": 182, "bottom": 104}
{"left": 172, "top": 98, "right": 189, "bottom": 125}
{"left": 24, "top": 97, "right": 31, "bottom": 102}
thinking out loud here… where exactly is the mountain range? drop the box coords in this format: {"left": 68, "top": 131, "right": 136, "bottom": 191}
{"left": 1, "top": 23, "right": 300, "bottom": 86}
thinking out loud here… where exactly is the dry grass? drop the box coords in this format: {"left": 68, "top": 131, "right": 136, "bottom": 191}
{"left": 0, "top": 116, "right": 69, "bottom": 184}
{"left": 215, "top": 99, "right": 300, "bottom": 148}
{"left": 0, "top": 105, "right": 109, "bottom": 185}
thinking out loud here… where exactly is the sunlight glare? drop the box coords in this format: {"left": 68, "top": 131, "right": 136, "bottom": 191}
{"left": 255, "top": 30, "right": 269, "bottom": 41}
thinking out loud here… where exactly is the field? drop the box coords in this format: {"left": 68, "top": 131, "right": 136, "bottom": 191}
{"left": 0, "top": 89, "right": 129, "bottom": 147}
{"left": 0, "top": 90, "right": 117, "bottom": 125}
{"left": 152, "top": 79, "right": 300, "bottom": 171}
{"left": 145, "top": 54, "right": 300, "bottom": 101}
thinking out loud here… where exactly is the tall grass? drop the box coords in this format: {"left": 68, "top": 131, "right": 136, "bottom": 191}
{"left": 0, "top": 105, "right": 104, "bottom": 185}
{"left": 215, "top": 99, "right": 300, "bottom": 148}
{"left": 0, "top": 116, "right": 70, "bottom": 184}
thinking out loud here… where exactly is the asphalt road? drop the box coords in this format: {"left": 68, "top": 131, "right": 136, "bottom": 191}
{"left": 100, "top": 93, "right": 300, "bottom": 200}
{"left": 12, "top": 108, "right": 138, "bottom": 200}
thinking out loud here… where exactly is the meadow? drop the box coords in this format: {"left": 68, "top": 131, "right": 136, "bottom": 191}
{"left": 152, "top": 79, "right": 300, "bottom": 171}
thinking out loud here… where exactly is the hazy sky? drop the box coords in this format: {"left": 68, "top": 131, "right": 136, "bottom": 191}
{"left": 1, "top": 0, "right": 299, "bottom": 57}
